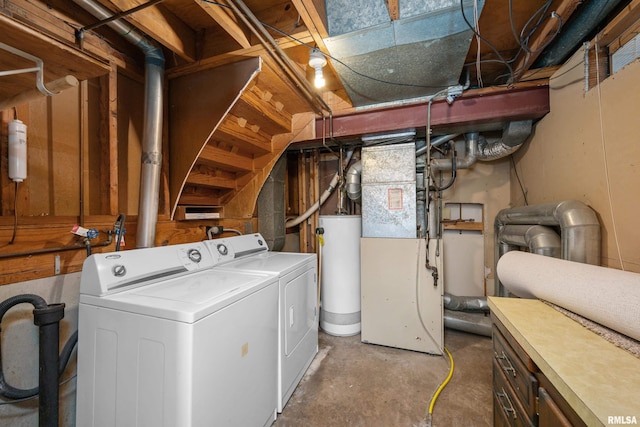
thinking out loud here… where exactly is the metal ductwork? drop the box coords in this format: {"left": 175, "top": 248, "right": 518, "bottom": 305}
{"left": 476, "top": 120, "right": 532, "bottom": 161}
{"left": 74, "top": 0, "right": 165, "bottom": 249}
{"left": 444, "top": 310, "right": 492, "bottom": 337}
{"left": 443, "top": 293, "right": 489, "bottom": 313}
{"left": 345, "top": 160, "right": 362, "bottom": 203}
{"left": 430, "top": 132, "right": 478, "bottom": 171}
{"left": 494, "top": 200, "right": 601, "bottom": 295}
{"left": 429, "top": 120, "right": 533, "bottom": 171}
{"left": 323, "top": 0, "right": 483, "bottom": 106}
{"left": 498, "top": 224, "right": 561, "bottom": 259}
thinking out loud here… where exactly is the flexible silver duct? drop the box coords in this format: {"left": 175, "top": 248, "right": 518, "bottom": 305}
{"left": 443, "top": 293, "right": 489, "bottom": 313}
{"left": 494, "top": 200, "right": 601, "bottom": 295}
{"left": 73, "top": 0, "right": 164, "bottom": 249}
{"left": 430, "top": 120, "right": 533, "bottom": 172}
{"left": 477, "top": 120, "right": 532, "bottom": 161}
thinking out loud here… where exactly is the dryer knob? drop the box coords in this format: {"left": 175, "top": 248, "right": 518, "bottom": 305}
{"left": 112, "top": 264, "right": 127, "bottom": 277}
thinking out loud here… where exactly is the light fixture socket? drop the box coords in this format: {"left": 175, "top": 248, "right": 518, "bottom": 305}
{"left": 308, "top": 48, "right": 327, "bottom": 88}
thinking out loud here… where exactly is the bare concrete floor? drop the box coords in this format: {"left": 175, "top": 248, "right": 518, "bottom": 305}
{"left": 275, "top": 329, "right": 493, "bottom": 427}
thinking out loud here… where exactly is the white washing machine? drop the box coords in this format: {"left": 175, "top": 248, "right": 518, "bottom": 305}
{"left": 204, "top": 234, "right": 318, "bottom": 413}
{"left": 76, "top": 241, "right": 279, "bottom": 427}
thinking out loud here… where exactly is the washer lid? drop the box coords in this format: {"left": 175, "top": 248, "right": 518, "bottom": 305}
{"left": 80, "top": 268, "right": 276, "bottom": 323}
{"left": 222, "top": 252, "right": 316, "bottom": 275}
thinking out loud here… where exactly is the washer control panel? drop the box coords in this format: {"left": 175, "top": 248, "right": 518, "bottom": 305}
{"left": 80, "top": 242, "right": 215, "bottom": 297}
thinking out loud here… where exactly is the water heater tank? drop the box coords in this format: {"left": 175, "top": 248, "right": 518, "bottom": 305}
{"left": 319, "top": 215, "right": 361, "bottom": 336}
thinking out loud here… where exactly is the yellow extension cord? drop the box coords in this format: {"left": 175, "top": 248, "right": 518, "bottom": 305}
{"left": 426, "top": 346, "right": 455, "bottom": 427}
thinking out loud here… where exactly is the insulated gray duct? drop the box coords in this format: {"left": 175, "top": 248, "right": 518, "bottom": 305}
{"left": 534, "top": 0, "right": 625, "bottom": 68}
{"left": 494, "top": 200, "right": 601, "bottom": 296}
{"left": 74, "top": 0, "right": 165, "bottom": 248}
{"left": 476, "top": 120, "right": 532, "bottom": 161}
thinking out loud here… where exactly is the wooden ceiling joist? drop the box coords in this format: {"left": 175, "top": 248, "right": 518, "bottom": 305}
{"left": 104, "top": 0, "right": 197, "bottom": 61}
{"left": 197, "top": 0, "right": 252, "bottom": 49}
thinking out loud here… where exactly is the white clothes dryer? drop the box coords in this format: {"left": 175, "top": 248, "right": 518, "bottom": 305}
{"left": 76, "top": 241, "right": 279, "bottom": 427}
{"left": 204, "top": 234, "right": 318, "bottom": 413}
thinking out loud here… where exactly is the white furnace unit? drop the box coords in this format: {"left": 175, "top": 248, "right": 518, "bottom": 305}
{"left": 204, "top": 233, "right": 318, "bottom": 413}
{"left": 360, "top": 237, "right": 444, "bottom": 354}
{"left": 76, "top": 241, "right": 279, "bottom": 427}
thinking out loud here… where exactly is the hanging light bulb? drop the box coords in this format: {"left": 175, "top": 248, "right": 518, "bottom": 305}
{"left": 308, "top": 48, "right": 327, "bottom": 88}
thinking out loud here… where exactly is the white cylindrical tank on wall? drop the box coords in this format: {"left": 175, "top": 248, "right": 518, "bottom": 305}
{"left": 319, "top": 215, "right": 362, "bottom": 336}
{"left": 8, "top": 119, "right": 27, "bottom": 182}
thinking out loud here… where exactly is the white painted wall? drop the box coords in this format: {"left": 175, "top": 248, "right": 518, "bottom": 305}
{"left": 514, "top": 46, "right": 640, "bottom": 271}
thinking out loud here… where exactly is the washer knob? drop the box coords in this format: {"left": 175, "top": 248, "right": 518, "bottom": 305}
{"left": 187, "top": 249, "right": 202, "bottom": 263}
{"left": 217, "top": 244, "right": 228, "bottom": 256}
{"left": 112, "top": 264, "right": 127, "bottom": 277}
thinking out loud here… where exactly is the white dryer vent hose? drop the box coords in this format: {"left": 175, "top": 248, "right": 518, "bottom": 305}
{"left": 497, "top": 251, "right": 640, "bottom": 342}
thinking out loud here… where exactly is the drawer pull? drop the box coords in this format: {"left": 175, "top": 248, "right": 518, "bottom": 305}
{"left": 494, "top": 350, "right": 516, "bottom": 377}
{"left": 496, "top": 388, "right": 517, "bottom": 420}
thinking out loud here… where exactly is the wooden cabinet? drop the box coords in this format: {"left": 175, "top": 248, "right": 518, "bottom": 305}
{"left": 492, "top": 316, "right": 586, "bottom": 427}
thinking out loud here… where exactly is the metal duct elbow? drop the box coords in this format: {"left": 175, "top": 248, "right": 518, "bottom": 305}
{"left": 477, "top": 120, "right": 532, "bottom": 161}
{"left": 494, "top": 200, "right": 601, "bottom": 295}
{"left": 495, "top": 200, "right": 600, "bottom": 264}
{"left": 430, "top": 132, "right": 478, "bottom": 171}
{"left": 345, "top": 161, "right": 362, "bottom": 203}
{"left": 499, "top": 225, "right": 561, "bottom": 258}
{"left": 554, "top": 200, "right": 601, "bottom": 264}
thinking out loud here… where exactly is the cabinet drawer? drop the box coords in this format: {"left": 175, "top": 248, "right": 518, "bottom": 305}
{"left": 493, "top": 326, "right": 538, "bottom": 421}
{"left": 493, "top": 359, "right": 535, "bottom": 427}
{"left": 492, "top": 319, "right": 536, "bottom": 372}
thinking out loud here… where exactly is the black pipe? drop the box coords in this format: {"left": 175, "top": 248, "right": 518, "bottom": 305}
{"left": 534, "top": 0, "right": 625, "bottom": 68}
{"left": 33, "top": 304, "right": 65, "bottom": 427}
{"left": 0, "top": 295, "right": 66, "bottom": 427}
{"left": 0, "top": 295, "right": 47, "bottom": 399}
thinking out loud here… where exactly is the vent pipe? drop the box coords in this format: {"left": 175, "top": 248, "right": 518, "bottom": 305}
{"left": 494, "top": 200, "right": 601, "bottom": 295}
{"left": 74, "top": 0, "right": 164, "bottom": 248}
{"left": 429, "top": 120, "right": 532, "bottom": 172}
